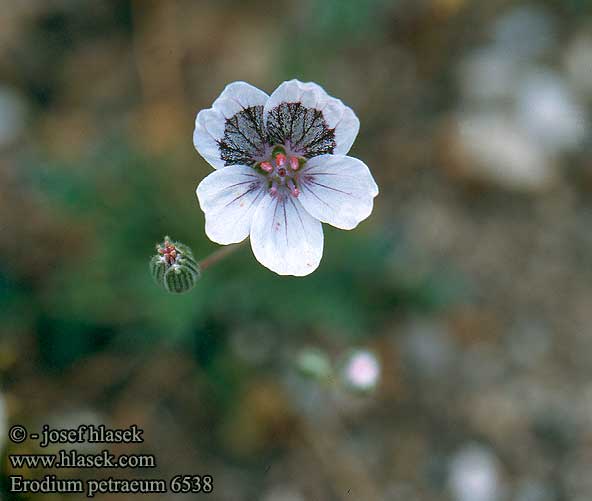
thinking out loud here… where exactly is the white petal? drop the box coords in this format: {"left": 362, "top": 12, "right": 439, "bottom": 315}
{"left": 212, "top": 81, "right": 269, "bottom": 118}
{"left": 314, "top": 87, "right": 360, "bottom": 155}
{"left": 250, "top": 193, "right": 324, "bottom": 276}
{"left": 263, "top": 79, "right": 360, "bottom": 156}
{"left": 297, "top": 155, "right": 378, "bottom": 230}
{"left": 196, "top": 165, "right": 267, "bottom": 245}
{"left": 264, "top": 80, "right": 323, "bottom": 117}
{"left": 193, "top": 82, "right": 269, "bottom": 169}
{"left": 194, "top": 107, "right": 227, "bottom": 169}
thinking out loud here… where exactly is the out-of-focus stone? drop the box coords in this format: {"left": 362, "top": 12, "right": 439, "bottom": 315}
{"left": 449, "top": 444, "right": 503, "bottom": 501}
{"left": 443, "top": 112, "right": 557, "bottom": 192}
{"left": 515, "top": 71, "right": 588, "bottom": 153}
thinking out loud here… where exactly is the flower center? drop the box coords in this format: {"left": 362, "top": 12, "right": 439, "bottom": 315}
{"left": 256, "top": 146, "right": 304, "bottom": 198}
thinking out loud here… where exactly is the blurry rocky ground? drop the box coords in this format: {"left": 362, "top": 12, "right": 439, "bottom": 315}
{"left": 1, "top": 0, "right": 592, "bottom": 500}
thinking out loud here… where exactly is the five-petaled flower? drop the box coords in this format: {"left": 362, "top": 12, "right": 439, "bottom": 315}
{"left": 193, "top": 80, "right": 379, "bottom": 276}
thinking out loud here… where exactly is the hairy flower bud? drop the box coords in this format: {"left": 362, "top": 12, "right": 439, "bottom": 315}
{"left": 150, "top": 237, "right": 200, "bottom": 294}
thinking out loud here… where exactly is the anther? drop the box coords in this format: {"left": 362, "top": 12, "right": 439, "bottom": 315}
{"left": 260, "top": 161, "right": 273, "bottom": 172}
{"left": 289, "top": 156, "right": 300, "bottom": 170}
{"left": 275, "top": 153, "right": 287, "bottom": 167}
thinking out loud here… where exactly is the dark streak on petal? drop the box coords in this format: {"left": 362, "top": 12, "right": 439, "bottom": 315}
{"left": 224, "top": 181, "right": 263, "bottom": 208}
{"left": 282, "top": 199, "right": 289, "bottom": 245}
{"left": 309, "top": 179, "right": 352, "bottom": 196}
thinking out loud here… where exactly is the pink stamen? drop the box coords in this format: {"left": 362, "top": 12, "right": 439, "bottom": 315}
{"left": 275, "top": 153, "right": 287, "bottom": 167}
{"left": 289, "top": 156, "right": 300, "bottom": 170}
{"left": 269, "top": 182, "right": 278, "bottom": 197}
{"left": 260, "top": 161, "right": 273, "bottom": 172}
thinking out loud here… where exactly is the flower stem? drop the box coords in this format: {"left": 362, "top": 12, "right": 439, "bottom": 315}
{"left": 198, "top": 242, "right": 245, "bottom": 271}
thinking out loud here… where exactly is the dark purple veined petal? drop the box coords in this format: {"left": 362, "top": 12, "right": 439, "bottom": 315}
{"left": 194, "top": 82, "right": 269, "bottom": 169}
{"left": 263, "top": 80, "right": 360, "bottom": 158}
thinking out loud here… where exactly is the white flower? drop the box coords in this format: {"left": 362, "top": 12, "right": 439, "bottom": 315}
{"left": 193, "top": 80, "right": 378, "bottom": 276}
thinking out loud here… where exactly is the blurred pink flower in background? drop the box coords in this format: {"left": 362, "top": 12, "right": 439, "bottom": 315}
{"left": 342, "top": 350, "right": 380, "bottom": 391}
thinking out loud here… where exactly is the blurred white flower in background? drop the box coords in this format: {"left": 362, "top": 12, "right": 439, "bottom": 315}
{"left": 0, "top": 84, "right": 27, "bottom": 149}
{"left": 342, "top": 350, "right": 380, "bottom": 391}
{"left": 449, "top": 444, "right": 503, "bottom": 501}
